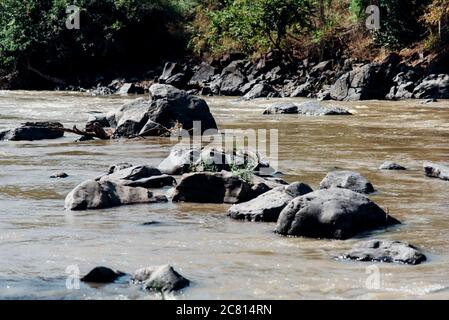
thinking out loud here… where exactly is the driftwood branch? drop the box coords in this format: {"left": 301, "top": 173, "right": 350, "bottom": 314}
{"left": 50, "top": 123, "right": 112, "bottom": 140}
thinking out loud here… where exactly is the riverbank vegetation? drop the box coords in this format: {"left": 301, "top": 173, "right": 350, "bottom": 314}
{"left": 1, "top": 0, "right": 448, "bottom": 88}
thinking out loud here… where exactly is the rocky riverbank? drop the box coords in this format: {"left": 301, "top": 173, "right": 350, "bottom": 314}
{"left": 47, "top": 51, "right": 449, "bottom": 102}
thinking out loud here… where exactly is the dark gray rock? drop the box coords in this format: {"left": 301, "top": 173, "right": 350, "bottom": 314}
{"left": 275, "top": 188, "right": 400, "bottom": 240}
{"left": 171, "top": 171, "right": 278, "bottom": 204}
{"left": 263, "top": 101, "right": 351, "bottom": 116}
{"left": 133, "top": 265, "right": 190, "bottom": 293}
{"left": 100, "top": 84, "right": 217, "bottom": 138}
{"left": 295, "top": 102, "right": 352, "bottom": 116}
{"left": 263, "top": 102, "right": 299, "bottom": 114}
{"left": 50, "top": 172, "right": 68, "bottom": 178}
{"left": 123, "top": 175, "right": 176, "bottom": 188}
{"left": 413, "top": 74, "right": 449, "bottom": 99}
{"left": 320, "top": 171, "right": 375, "bottom": 194}
{"left": 0, "top": 122, "right": 64, "bottom": 141}
{"left": 424, "top": 161, "right": 449, "bottom": 181}
{"left": 218, "top": 61, "right": 247, "bottom": 95}
{"left": 108, "top": 162, "right": 134, "bottom": 174}
{"left": 159, "top": 62, "right": 188, "bottom": 87}
{"left": 243, "top": 83, "right": 275, "bottom": 100}
{"left": 118, "top": 83, "right": 144, "bottom": 95}
{"left": 310, "top": 60, "right": 333, "bottom": 76}
{"left": 228, "top": 182, "right": 313, "bottom": 222}
{"left": 65, "top": 179, "right": 167, "bottom": 211}
{"left": 81, "top": 266, "right": 126, "bottom": 283}
{"left": 341, "top": 240, "right": 426, "bottom": 265}
{"left": 330, "top": 55, "right": 399, "bottom": 101}
{"left": 100, "top": 165, "right": 162, "bottom": 182}
{"left": 188, "top": 63, "right": 216, "bottom": 87}
{"left": 379, "top": 161, "right": 406, "bottom": 171}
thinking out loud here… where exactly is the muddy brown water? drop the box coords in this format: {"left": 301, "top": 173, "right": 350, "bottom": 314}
{"left": 1, "top": 90, "right": 449, "bottom": 299}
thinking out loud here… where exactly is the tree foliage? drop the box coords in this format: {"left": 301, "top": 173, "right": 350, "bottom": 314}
{"left": 191, "top": 0, "right": 315, "bottom": 56}
{"left": 0, "top": 0, "right": 190, "bottom": 79}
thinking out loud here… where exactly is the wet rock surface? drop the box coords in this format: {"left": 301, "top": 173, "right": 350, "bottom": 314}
{"left": 424, "top": 161, "right": 449, "bottom": 181}
{"left": 320, "top": 171, "right": 375, "bottom": 194}
{"left": 65, "top": 179, "right": 167, "bottom": 210}
{"left": 275, "top": 188, "right": 400, "bottom": 240}
{"left": 0, "top": 122, "right": 64, "bottom": 141}
{"left": 81, "top": 266, "right": 126, "bottom": 283}
{"left": 228, "top": 182, "right": 313, "bottom": 222}
{"left": 341, "top": 240, "right": 426, "bottom": 265}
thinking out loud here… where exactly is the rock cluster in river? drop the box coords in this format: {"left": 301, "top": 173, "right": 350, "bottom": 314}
{"left": 423, "top": 161, "right": 449, "bottom": 181}
{"left": 87, "top": 52, "right": 449, "bottom": 102}
{"left": 84, "top": 84, "right": 218, "bottom": 139}
{"left": 81, "top": 264, "right": 190, "bottom": 293}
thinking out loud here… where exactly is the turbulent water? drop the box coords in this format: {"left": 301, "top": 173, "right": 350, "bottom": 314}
{"left": 1, "top": 90, "right": 449, "bottom": 299}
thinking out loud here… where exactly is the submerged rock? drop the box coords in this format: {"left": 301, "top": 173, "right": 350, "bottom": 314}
{"left": 275, "top": 188, "right": 400, "bottom": 240}
{"left": 65, "top": 180, "right": 167, "bottom": 210}
{"left": 263, "top": 102, "right": 299, "bottom": 114}
{"left": 81, "top": 266, "right": 126, "bottom": 283}
{"left": 0, "top": 122, "right": 64, "bottom": 141}
{"left": 132, "top": 265, "right": 190, "bottom": 293}
{"left": 320, "top": 170, "right": 375, "bottom": 194}
{"left": 263, "top": 101, "right": 351, "bottom": 116}
{"left": 50, "top": 172, "right": 69, "bottom": 179}
{"left": 423, "top": 161, "right": 449, "bottom": 181}
{"left": 341, "top": 240, "right": 426, "bottom": 265}
{"left": 379, "top": 161, "right": 406, "bottom": 171}
{"left": 228, "top": 182, "right": 313, "bottom": 222}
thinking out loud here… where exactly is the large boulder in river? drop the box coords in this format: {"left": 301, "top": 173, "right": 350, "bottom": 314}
{"left": 341, "top": 240, "right": 426, "bottom": 265}
{"left": 0, "top": 122, "right": 64, "bottom": 141}
{"left": 132, "top": 265, "right": 190, "bottom": 293}
{"left": 243, "top": 83, "right": 276, "bottom": 100}
{"left": 423, "top": 161, "right": 449, "bottom": 181}
{"left": 275, "top": 188, "right": 400, "bottom": 240}
{"left": 172, "top": 171, "right": 279, "bottom": 204}
{"left": 65, "top": 179, "right": 167, "bottom": 210}
{"left": 91, "top": 84, "right": 217, "bottom": 138}
{"left": 228, "top": 182, "right": 313, "bottom": 222}
{"left": 320, "top": 171, "right": 375, "bottom": 194}
{"left": 263, "top": 101, "right": 351, "bottom": 116}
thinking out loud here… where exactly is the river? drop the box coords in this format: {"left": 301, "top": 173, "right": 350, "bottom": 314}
{"left": 1, "top": 90, "right": 449, "bottom": 299}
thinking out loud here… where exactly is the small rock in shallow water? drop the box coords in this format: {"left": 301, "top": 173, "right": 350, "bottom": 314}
{"left": 228, "top": 182, "right": 313, "bottom": 222}
{"left": 81, "top": 266, "right": 126, "bottom": 283}
{"left": 132, "top": 265, "right": 190, "bottom": 293}
{"left": 341, "top": 240, "right": 426, "bottom": 265}
{"left": 320, "top": 170, "right": 375, "bottom": 194}
{"left": 50, "top": 172, "right": 68, "bottom": 178}
{"left": 424, "top": 161, "right": 449, "bottom": 181}
{"left": 108, "top": 162, "right": 134, "bottom": 174}
{"left": 379, "top": 161, "right": 406, "bottom": 171}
